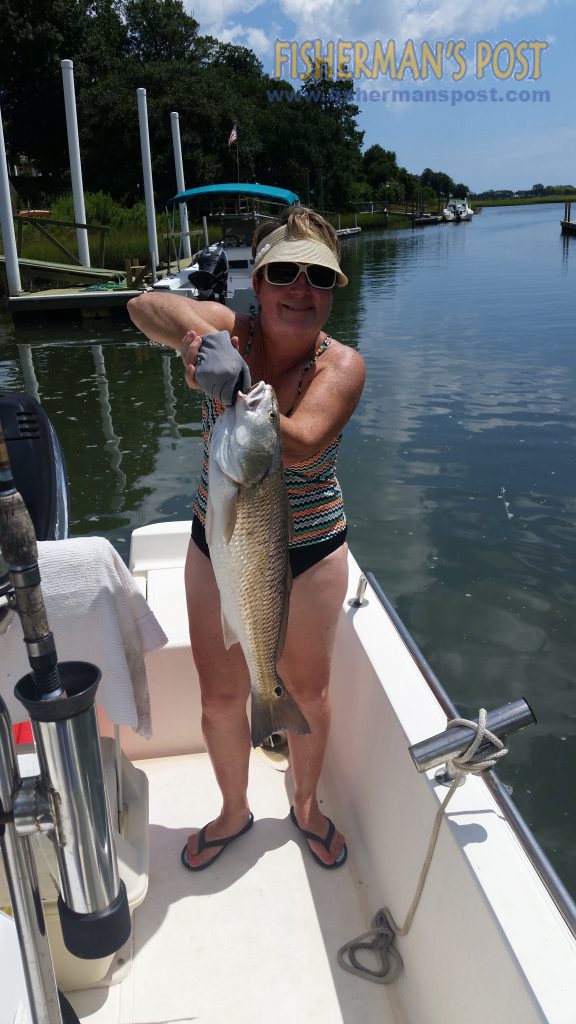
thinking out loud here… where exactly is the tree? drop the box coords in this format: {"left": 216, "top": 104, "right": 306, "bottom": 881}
{"left": 363, "top": 146, "right": 398, "bottom": 191}
{"left": 420, "top": 167, "right": 455, "bottom": 198}
{"left": 0, "top": 0, "right": 89, "bottom": 187}
{"left": 0, "top": 0, "right": 368, "bottom": 209}
{"left": 124, "top": 0, "right": 200, "bottom": 63}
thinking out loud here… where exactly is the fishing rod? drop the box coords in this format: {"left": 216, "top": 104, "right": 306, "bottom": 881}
{"left": 0, "top": 412, "right": 130, "bottom": 1024}
{"left": 0, "top": 419, "right": 63, "bottom": 700}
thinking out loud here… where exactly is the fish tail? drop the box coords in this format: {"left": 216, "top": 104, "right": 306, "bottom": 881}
{"left": 251, "top": 677, "right": 310, "bottom": 749}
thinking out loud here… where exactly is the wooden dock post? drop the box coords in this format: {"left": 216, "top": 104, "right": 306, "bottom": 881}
{"left": 561, "top": 201, "right": 575, "bottom": 236}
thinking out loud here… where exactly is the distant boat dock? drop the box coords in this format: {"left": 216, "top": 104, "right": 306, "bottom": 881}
{"left": 561, "top": 201, "right": 576, "bottom": 236}
{"left": 335, "top": 226, "right": 361, "bottom": 237}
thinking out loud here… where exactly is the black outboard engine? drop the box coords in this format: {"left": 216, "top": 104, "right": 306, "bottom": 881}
{"left": 0, "top": 391, "right": 69, "bottom": 542}
{"left": 188, "top": 243, "right": 229, "bottom": 303}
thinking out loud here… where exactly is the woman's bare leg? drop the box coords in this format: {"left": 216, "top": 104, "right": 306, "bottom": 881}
{"left": 183, "top": 538, "right": 252, "bottom": 867}
{"left": 280, "top": 543, "right": 349, "bottom": 866}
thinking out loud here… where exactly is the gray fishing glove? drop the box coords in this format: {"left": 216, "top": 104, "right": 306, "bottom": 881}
{"left": 194, "top": 330, "right": 252, "bottom": 406}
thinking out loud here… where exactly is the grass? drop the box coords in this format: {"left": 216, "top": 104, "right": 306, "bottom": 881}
{"left": 0, "top": 217, "right": 220, "bottom": 271}
{"left": 0, "top": 191, "right": 228, "bottom": 271}
{"left": 472, "top": 195, "right": 576, "bottom": 208}
{"left": 9, "top": 188, "right": 570, "bottom": 276}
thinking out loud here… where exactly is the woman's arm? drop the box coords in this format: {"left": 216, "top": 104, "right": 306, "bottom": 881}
{"left": 281, "top": 343, "right": 365, "bottom": 465}
{"left": 127, "top": 292, "right": 239, "bottom": 351}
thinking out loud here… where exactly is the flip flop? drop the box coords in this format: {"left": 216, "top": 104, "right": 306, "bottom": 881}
{"left": 181, "top": 812, "right": 254, "bottom": 871}
{"left": 290, "top": 806, "right": 348, "bottom": 869}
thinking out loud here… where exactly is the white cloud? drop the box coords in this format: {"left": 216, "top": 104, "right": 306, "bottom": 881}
{"left": 401, "top": 0, "right": 551, "bottom": 40}
{"left": 245, "top": 27, "right": 272, "bottom": 54}
{"left": 185, "top": 0, "right": 267, "bottom": 37}
{"left": 216, "top": 21, "right": 271, "bottom": 54}
{"left": 276, "top": 0, "right": 554, "bottom": 42}
{"left": 216, "top": 22, "right": 272, "bottom": 55}
{"left": 186, "top": 0, "right": 558, "bottom": 67}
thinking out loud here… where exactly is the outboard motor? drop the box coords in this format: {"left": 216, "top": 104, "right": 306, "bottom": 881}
{"left": 0, "top": 395, "right": 130, "bottom": 1024}
{"left": 0, "top": 391, "right": 69, "bottom": 542}
{"left": 188, "top": 242, "right": 229, "bottom": 302}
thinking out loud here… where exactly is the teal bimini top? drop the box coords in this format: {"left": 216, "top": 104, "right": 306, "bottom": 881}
{"left": 169, "top": 182, "right": 300, "bottom": 206}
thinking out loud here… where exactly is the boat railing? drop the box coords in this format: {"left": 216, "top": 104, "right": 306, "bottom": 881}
{"left": 365, "top": 571, "right": 576, "bottom": 940}
{"left": 203, "top": 196, "right": 293, "bottom": 221}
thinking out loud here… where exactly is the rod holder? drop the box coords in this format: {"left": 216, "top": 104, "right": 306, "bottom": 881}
{"left": 409, "top": 699, "right": 536, "bottom": 774}
{"left": 15, "top": 661, "right": 130, "bottom": 959}
{"left": 0, "top": 407, "right": 129, "bottom": 1023}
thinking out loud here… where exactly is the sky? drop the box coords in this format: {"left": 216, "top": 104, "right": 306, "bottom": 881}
{"left": 183, "top": 0, "right": 576, "bottom": 192}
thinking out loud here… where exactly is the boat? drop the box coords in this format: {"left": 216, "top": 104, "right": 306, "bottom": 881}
{"left": 443, "top": 197, "right": 474, "bottom": 222}
{"left": 153, "top": 183, "right": 300, "bottom": 313}
{"left": 2, "top": 393, "right": 576, "bottom": 1024}
{"left": 441, "top": 205, "right": 455, "bottom": 222}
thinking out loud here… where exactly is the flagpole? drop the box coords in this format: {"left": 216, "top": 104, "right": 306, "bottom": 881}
{"left": 236, "top": 139, "right": 240, "bottom": 182}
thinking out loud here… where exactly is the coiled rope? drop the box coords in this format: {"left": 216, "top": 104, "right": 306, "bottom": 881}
{"left": 337, "top": 709, "right": 508, "bottom": 984}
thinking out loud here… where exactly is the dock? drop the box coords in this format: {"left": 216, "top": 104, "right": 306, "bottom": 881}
{"left": 561, "top": 201, "right": 576, "bottom": 236}
{"left": 0, "top": 255, "right": 126, "bottom": 287}
{"left": 335, "top": 226, "right": 361, "bottom": 238}
{"left": 7, "top": 286, "right": 142, "bottom": 326}
{"left": 413, "top": 214, "right": 443, "bottom": 226}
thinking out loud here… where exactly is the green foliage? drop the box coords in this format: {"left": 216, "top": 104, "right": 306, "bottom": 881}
{"left": 363, "top": 145, "right": 399, "bottom": 190}
{"left": 50, "top": 192, "right": 149, "bottom": 228}
{"left": 0, "top": 0, "right": 473, "bottom": 215}
{"left": 420, "top": 167, "right": 455, "bottom": 198}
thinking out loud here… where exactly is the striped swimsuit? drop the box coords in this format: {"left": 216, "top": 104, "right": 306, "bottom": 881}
{"left": 191, "top": 335, "right": 347, "bottom": 577}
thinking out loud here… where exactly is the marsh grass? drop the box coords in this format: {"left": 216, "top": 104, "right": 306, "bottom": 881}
{"left": 473, "top": 195, "right": 575, "bottom": 207}
{"left": 0, "top": 192, "right": 215, "bottom": 270}
{"left": 2, "top": 193, "right": 420, "bottom": 274}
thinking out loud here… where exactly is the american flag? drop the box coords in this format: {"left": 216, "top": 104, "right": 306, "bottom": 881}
{"left": 228, "top": 124, "right": 238, "bottom": 146}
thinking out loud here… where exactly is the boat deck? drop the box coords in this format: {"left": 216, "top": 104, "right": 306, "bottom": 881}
{"left": 67, "top": 750, "right": 397, "bottom": 1024}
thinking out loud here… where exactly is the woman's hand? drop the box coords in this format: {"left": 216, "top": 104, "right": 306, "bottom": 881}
{"left": 180, "top": 329, "right": 241, "bottom": 392}
{"left": 180, "top": 330, "right": 203, "bottom": 390}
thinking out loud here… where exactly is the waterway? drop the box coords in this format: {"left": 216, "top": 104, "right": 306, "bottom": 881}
{"left": 1, "top": 202, "right": 575, "bottom": 896}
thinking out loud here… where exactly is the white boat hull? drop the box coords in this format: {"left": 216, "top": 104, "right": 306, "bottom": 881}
{"left": 3, "top": 521, "right": 576, "bottom": 1022}
{"left": 444, "top": 198, "right": 474, "bottom": 222}
{"left": 153, "top": 243, "right": 256, "bottom": 313}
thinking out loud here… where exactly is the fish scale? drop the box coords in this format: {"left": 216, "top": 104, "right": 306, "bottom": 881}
{"left": 206, "top": 382, "right": 310, "bottom": 747}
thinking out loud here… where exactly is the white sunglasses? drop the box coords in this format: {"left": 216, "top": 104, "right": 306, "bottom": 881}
{"left": 263, "top": 261, "right": 337, "bottom": 290}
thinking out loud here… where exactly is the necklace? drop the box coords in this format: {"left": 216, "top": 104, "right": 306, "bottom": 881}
{"left": 244, "top": 310, "right": 333, "bottom": 416}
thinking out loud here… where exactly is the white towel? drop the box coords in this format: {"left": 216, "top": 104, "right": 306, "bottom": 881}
{"left": 0, "top": 537, "right": 167, "bottom": 737}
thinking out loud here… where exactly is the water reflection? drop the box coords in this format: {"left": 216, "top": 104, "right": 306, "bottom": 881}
{"left": 337, "top": 205, "right": 576, "bottom": 895}
{"left": 16, "top": 344, "right": 40, "bottom": 402}
{"left": 161, "top": 350, "right": 180, "bottom": 440}
{"left": 0, "top": 204, "right": 575, "bottom": 896}
{"left": 92, "top": 344, "right": 127, "bottom": 507}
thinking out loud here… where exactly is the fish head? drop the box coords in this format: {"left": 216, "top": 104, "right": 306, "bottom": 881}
{"left": 214, "top": 382, "right": 282, "bottom": 485}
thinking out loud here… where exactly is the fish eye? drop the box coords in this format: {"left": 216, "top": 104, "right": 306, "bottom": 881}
{"left": 269, "top": 411, "right": 277, "bottom": 420}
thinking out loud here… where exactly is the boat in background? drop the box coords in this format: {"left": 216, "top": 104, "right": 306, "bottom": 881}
{"left": 444, "top": 197, "right": 474, "bottom": 222}
{"left": 153, "top": 183, "right": 300, "bottom": 312}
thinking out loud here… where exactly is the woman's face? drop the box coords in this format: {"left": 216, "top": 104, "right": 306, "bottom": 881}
{"left": 253, "top": 266, "right": 333, "bottom": 335}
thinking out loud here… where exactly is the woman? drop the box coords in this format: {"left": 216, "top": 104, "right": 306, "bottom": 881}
{"left": 128, "top": 207, "right": 365, "bottom": 870}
